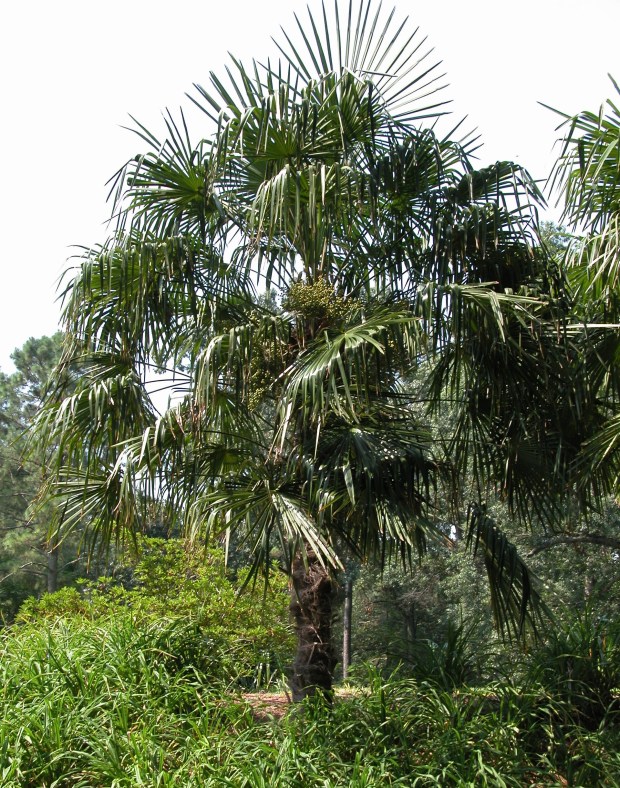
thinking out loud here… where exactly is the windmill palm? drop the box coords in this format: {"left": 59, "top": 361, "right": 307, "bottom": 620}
{"left": 34, "top": 1, "right": 569, "bottom": 697}
{"left": 546, "top": 76, "right": 620, "bottom": 496}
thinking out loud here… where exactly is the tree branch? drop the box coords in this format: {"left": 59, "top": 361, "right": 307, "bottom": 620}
{"left": 0, "top": 562, "right": 47, "bottom": 583}
{"left": 527, "top": 534, "right": 620, "bottom": 557}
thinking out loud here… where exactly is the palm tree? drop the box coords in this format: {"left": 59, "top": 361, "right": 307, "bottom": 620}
{"left": 34, "top": 1, "right": 570, "bottom": 698}
{"left": 547, "top": 76, "right": 620, "bottom": 499}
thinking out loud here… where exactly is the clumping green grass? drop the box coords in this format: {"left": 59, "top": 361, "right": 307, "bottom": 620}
{"left": 1, "top": 615, "right": 620, "bottom": 786}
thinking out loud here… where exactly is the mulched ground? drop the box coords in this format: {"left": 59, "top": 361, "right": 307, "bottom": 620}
{"left": 241, "top": 688, "right": 361, "bottom": 722}
{"left": 242, "top": 691, "right": 292, "bottom": 721}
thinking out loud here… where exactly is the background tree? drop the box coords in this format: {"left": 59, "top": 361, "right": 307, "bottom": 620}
{"left": 0, "top": 334, "right": 82, "bottom": 619}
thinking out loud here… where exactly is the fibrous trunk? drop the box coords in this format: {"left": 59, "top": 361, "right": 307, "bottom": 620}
{"left": 289, "top": 549, "right": 335, "bottom": 701}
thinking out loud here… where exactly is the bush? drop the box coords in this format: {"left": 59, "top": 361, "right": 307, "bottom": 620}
{"left": 17, "top": 538, "right": 295, "bottom": 689}
{"left": 1, "top": 620, "right": 619, "bottom": 786}
{"left": 523, "top": 609, "right": 620, "bottom": 729}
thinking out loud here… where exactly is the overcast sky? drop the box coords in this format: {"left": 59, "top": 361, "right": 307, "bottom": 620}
{"left": 1, "top": 0, "right": 618, "bottom": 371}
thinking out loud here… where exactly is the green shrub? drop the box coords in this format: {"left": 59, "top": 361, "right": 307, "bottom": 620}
{"left": 523, "top": 609, "right": 620, "bottom": 729}
{"left": 17, "top": 538, "right": 295, "bottom": 689}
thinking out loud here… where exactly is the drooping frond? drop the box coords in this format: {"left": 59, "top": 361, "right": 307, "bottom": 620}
{"left": 304, "top": 402, "right": 438, "bottom": 566}
{"left": 467, "top": 504, "right": 551, "bottom": 642}
{"left": 275, "top": 305, "right": 423, "bottom": 439}
{"left": 60, "top": 233, "right": 254, "bottom": 373}
{"left": 426, "top": 284, "right": 608, "bottom": 524}
{"left": 188, "top": 481, "right": 343, "bottom": 580}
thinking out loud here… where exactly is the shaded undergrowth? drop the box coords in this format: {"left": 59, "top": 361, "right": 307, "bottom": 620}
{"left": 1, "top": 613, "right": 620, "bottom": 786}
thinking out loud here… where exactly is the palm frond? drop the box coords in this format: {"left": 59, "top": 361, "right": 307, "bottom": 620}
{"left": 275, "top": 305, "right": 423, "bottom": 441}
{"left": 304, "top": 404, "right": 439, "bottom": 566}
{"left": 548, "top": 75, "right": 620, "bottom": 234}
{"left": 109, "top": 110, "right": 224, "bottom": 242}
{"left": 272, "top": 0, "right": 450, "bottom": 124}
{"left": 467, "top": 504, "right": 551, "bottom": 642}
{"left": 188, "top": 483, "right": 342, "bottom": 578}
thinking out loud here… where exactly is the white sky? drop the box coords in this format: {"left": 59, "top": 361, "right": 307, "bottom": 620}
{"left": 1, "top": 0, "right": 618, "bottom": 372}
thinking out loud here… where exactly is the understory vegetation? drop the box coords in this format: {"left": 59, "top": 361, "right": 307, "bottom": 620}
{"left": 2, "top": 538, "right": 620, "bottom": 786}
{"left": 2, "top": 608, "right": 620, "bottom": 786}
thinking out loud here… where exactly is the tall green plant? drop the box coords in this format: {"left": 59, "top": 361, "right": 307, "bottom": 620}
{"left": 31, "top": 0, "right": 589, "bottom": 697}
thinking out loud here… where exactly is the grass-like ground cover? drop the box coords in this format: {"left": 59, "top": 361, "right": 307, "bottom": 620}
{"left": 1, "top": 615, "right": 620, "bottom": 787}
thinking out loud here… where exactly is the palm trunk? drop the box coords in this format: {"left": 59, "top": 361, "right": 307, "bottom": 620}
{"left": 289, "top": 549, "right": 336, "bottom": 701}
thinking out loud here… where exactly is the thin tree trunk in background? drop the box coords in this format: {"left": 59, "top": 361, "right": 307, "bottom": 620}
{"left": 47, "top": 539, "right": 59, "bottom": 594}
{"left": 405, "top": 603, "right": 417, "bottom": 662}
{"left": 342, "top": 576, "right": 353, "bottom": 680}
{"left": 289, "top": 549, "right": 336, "bottom": 701}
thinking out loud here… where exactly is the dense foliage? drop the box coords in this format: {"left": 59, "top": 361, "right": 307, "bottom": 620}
{"left": 0, "top": 334, "right": 76, "bottom": 619}
{"left": 17, "top": 537, "right": 294, "bottom": 687}
{"left": 1, "top": 612, "right": 619, "bottom": 786}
